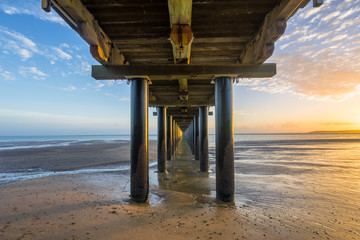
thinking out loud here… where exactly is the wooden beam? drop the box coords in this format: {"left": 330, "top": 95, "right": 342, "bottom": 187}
{"left": 92, "top": 64, "right": 276, "bottom": 80}
{"left": 149, "top": 99, "right": 214, "bottom": 107}
{"left": 47, "top": 0, "right": 126, "bottom": 65}
{"left": 149, "top": 85, "right": 215, "bottom": 93}
{"left": 240, "top": 0, "right": 307, "bottom": 64}
{"left": 113, "top": 37, "right": 251, "bottom": 45}
{"left": 168, "top": 0, "right": 193, "bottom": 64}
{"left": 167, "top": 110, "right": 199, "bottom": 116}
{"left": 313, "top": 0, "right": 323, "bottom": 7}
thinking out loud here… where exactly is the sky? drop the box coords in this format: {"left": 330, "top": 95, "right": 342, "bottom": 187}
{"left": 0, "top": 0, "right": 360, "bottom": 135}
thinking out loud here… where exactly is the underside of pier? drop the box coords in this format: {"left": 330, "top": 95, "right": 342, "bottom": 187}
{"left": 43, "top": 0, "right": 321, "bottom": 202}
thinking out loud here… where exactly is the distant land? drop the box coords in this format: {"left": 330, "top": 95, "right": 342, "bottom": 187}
{"left": 309, "top": 130, "right": 360, "bottom": 134}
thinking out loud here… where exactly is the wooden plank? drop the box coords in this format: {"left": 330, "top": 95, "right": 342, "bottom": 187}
{"left": 118, "top": 44, "right": 245, "bottom": 54}
{"left": 150, "top": 85, "right": 213, "bottom": 93}
{"left": 240, "top": 0, "right": 308, "bottom": 64}
{"left": 112, "top": 37, "right": 251, "bottom": 45}
{"left": 104, "top": 24, "right": 257, "bottom": 37}
{"left": 53, "top": 0, "right": 126, "bottom": 65}
{"left": 149, "top": 99, "right": 215, "bottom": 107}
{"left": 167, "top": 111, "right": 199, "bottom": 117}
{"left": 92, "top": 63, "right": 276, "bottom": 80}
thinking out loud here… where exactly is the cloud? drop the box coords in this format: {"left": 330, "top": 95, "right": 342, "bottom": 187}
{"left": 238, "top": 1, "right": 360, "bottom": 101}
{"left": 104, "top": 93, "right": 130, "bottom": 101}
{"left": 74, "top": 61, "right": 91, "bottom": 75}
{"left": 0, "top": 0, "right": 65, "bottom": 25}
{"left": 60, "top": 43, "right": 70, "bottom": 48}
{"left": 0, "top": 26, "right": 38, "bottom": 60}
{"left": 19, "top": 66, "right": 48, "bottom": 80}
{"left": 0, "top": 66, "right": 15, "bottom": 81}
{"left": 53, "top": 47, "right": 72, "bottom": 60}
{"left": 322, "top": 11, "right": 340, "bottom": 22}
{"left": 320, "top": 122, "right": 357, "bottom": 126}
{"left": 62, "top": 85, "right": 77, "bottom": 92}
{"left": 281, "top": 121, "right": 300, "bottom": 129}
{"left": 0, "top": 26, "right": 92, "bottom": 78}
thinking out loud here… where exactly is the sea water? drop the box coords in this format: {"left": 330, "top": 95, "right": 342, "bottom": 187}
{"left": 1, "top": 133, "right": 360, "bottom": 185}
{"left": 0, "top": 135, "right": 157, "bottom": 151}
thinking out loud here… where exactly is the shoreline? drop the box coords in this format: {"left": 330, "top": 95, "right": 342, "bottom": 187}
{"left": 1, "top": 138, "right": 359, "bottom": 239}
{"left": 0, "top": 140, "right": 157, "bottom": 185}
{"left": 0, "top": 140, "right": 157, "bottom": 172}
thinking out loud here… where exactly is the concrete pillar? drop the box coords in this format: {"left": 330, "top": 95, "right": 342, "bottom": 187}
{"left": 157, "top": 107, "right": 167, "bottom": 172}
{"left": 199, "top": 106, "right": 209, "bottom": 172}
{"left": 194, "top": 116, "right": 199, "bottom": 160}
{"left": 130, "top": 78, "right": 149, "bottom": 203}
{"left": 215, "top": 77, "right": 234, "bottom": 202}
{"left": 167, "top": 116, "right": 173, "bottom": 161}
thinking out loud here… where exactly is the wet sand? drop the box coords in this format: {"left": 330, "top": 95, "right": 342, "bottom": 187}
{"left": 0, "top": 139, "right": 359, "bottom": 239}
{"left": 0, "top": 140, "right": 157, "bottom": 172}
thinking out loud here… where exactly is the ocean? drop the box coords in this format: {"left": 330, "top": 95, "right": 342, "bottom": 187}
{"left": 1, "top": 133, "right": 360, "bottom": 186}
{"left": 1, "top": 133, "right": 360, "bottom": 238}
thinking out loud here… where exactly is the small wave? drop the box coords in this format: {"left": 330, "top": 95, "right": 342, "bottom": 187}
{"left": 0, "top": 141, "right": 75, "bottom": 151}
{"left": 0, "top": 161, "right": 157, "bottom": 185}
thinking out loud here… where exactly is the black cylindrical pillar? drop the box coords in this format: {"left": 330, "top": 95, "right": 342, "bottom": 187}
{"left": 175, "top": 124, "right": 179, "bottom": 149}
{"left": 199, "top": 106, "right": 209, "bottom": 172}
{"left": 194, "top": 116, "right": 199, "bottom": 160}
{"left": 157, "top": 107, "right": 167, "bottom": 172}
{"left": 167, "top": 115, "right": 173, "bottom": 161}
{"left": 175, "top": 123, "right": 177, "bottom": 148}
{"left": 130, "top": 78, "right": 149, "bottom": 203}
{"left": 191, "top": 120, "right": 194, "bottom": 154}
{"left": 215, "top": 77, "right": 234, "bottom": 202}
{"left": 172, "top": 119, "right": 176, "bottom": 155}
{"left": 176, "top": 124, "right": 179, "bottom": 147}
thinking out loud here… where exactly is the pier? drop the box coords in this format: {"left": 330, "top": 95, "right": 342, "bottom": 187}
{"left": 43, "top": 0, "right": 322, "bottom": 202}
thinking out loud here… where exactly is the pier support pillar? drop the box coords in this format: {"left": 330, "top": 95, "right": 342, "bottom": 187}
{"left": 194, "top": 116, "right": 199, "bottom": 160}
{"left": 190, "top": 120, "right": 194, "bottom": 154}
{"left": 172, "top": 119, "right": 176, "bottom": 155}
{"left": 167, "top": 116, "right": 173, "bottom": 161}
{"left": 130, "top": 78, "right": 149, "bottom": 203}
{"left": 199, "top": 106, "right": 209, "bottom": 172}
{"left": 157, "top": 107, "right": 167, "bottom": 172}
{"left": 176, "top": 123, "right": 178, "bottom": 149}
{"left": 215, "top": 77, "right": 234, "bottom": 202}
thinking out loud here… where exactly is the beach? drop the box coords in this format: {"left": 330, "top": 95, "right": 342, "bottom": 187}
{"left": 1, "top": 134, "right": 360, "bottom": 239}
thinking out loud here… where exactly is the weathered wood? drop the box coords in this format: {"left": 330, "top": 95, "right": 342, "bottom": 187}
{"left": 55, "top": 0, "right": 126, "bottom": 65}
{"left": 92, "top": 63, "right": 276, "bottom": 80}
{"left": 240, "top": 0, "right": 306, "bottom": 64}
{"left": 313, "top": 0, "right": 323, "bottom": 7}
{"left": 167, "top": 111, "right": 199, "bottom": 117}
{"left": 149, "top": 99, "right": 215, "bottom": 107}
{"left": 150, "top": 85, "right": 214, "bottom": 92}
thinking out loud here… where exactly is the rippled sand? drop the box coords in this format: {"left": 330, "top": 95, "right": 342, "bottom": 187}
{"left": 0, "top": 138, "right": 359, "bottom": 239}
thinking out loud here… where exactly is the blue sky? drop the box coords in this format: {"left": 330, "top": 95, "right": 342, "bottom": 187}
{"left": 0, "top": 0, "right": 360, "bottom": 135}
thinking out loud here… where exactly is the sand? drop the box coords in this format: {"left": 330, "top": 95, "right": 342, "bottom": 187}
{"left": 0, "top": 140, "right": 157, "bottom": 172}
{"left": 0, "top": 139, "right": 359, "bottom": 240}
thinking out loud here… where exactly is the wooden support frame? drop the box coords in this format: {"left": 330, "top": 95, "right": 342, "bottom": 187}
{"left": 92, "top": 63, "right": 276, "bottom": 80}
{"left": 150, "top": 99, "right": 215, "bottom": 108}
{"left": 240, "top": 0, "right": 310, "bottom": 64}
{"left": 44, "top": 0, "right": 126, "bottom": 65}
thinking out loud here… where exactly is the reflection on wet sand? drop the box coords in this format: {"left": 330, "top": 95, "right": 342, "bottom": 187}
{"left": 0, "top": 137, "right": 359, "bottom": 239}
